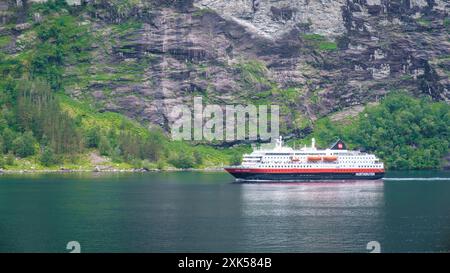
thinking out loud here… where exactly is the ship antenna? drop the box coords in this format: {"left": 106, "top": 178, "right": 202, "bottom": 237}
{"left": 276, "top": 136, "right": 283, "bottom": 149}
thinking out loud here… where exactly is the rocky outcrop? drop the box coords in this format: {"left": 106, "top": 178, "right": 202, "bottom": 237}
{"left": 194, "top": 0, "right": 348, "bottom": 39}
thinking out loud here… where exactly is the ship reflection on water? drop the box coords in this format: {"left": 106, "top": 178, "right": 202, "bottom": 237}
{"left": 239, "top": 180, "right": 385, "bottom": 252}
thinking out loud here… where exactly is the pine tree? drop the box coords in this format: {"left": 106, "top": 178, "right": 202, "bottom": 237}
{"left": 40, "top": 146, "right": 56, "bottom": 167}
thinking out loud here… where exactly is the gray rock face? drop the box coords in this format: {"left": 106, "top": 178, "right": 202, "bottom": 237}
{"left": 2, "top": 0, "right": 450, "bottom": 137}
{"left": 194, "top": 0, "right": 348, "bottom": 39}
{"left": 64, "top": 0, "right": 450, "bottom": 130}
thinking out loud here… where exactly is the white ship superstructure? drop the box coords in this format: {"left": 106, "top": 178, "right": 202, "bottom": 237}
{"left": 225, "top": 137, "right": 385, "bottom": 182}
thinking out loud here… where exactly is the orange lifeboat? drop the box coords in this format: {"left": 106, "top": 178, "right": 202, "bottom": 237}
{"left": 323, "top": 155, "right": 338, "bottom": 162}
{"left": 307, "top": 155, "right": 322, "bottom": 161}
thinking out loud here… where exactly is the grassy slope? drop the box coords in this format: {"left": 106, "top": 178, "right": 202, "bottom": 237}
{"left": 59, "top": 94, "right": 251, "bottom": 169}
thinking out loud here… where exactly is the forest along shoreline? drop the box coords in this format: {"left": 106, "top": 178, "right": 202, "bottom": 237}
{"left": 0, "top": 167, "right": 226, "bottom": 174}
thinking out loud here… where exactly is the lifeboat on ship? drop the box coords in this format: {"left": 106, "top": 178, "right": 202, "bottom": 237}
{"left": 323, "top": 155, "right": 338, "bottom": 162}
{"left": 291, "top": 156, "right": 300, "bottom": 162}
{"left": 307, "top": 155, "right": 322, "bottom": 161}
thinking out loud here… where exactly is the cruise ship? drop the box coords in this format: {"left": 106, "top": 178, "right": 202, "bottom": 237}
{"left": 225, "top": 137, "right": 384, "bottom": 182}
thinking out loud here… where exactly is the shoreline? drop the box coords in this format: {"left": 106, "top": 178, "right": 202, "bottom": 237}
{"left": 0, "top": 167, "right": 226, "bottom": 174}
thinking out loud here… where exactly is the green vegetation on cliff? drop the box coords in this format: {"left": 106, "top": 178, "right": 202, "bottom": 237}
{"left": 290, "top": 92, "right": 449, "bottom": 170}
{"left": 302, "top": 34, "right": 338, "bottom": 51}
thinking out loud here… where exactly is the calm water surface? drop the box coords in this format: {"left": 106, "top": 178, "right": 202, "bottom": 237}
{"left": 0, "top": 171, "right": 449, "bottom": 253}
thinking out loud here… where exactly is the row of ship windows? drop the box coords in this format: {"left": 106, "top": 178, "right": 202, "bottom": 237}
{"left": 248, "top": 161, "right": 375, "bottom": 164}
{"left": 256, "top": 169, "right": 377, "bottom": 173}
{"left": 341, "top": 161, "right": 372, "bottom": 163}
{"left": 262, "top": 153, "right": 372, "bottom": 156}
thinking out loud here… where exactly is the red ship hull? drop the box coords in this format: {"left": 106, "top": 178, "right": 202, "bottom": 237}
{"left": 224, "top": 167, "right": 385, "bottom": 182}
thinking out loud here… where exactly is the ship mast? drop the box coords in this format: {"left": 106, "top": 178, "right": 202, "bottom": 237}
{"left": 275, "top": 136, "right": 283, "bottom": 149}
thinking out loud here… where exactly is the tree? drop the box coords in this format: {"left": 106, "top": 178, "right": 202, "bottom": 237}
{"left": 85, "top": 127, "right": 101, "bottom": 148}
{"left": 111, "top": 147, "right": 123, "bottom": 163}
{"left": 0, "top": 116, "right": 7, "bottom": 132}
{"left": 5, "top": 153, "right": 15, "bottom": 166}
{"left": 13, "top": 131, "right": 37, "bottom": 158}
{"left": 193, "top": 150, "right": 203, "bottom": 166}
{"left": 1, "top": 128, "right": 15, "bottom": 154}
{"left": 40, "top": 134, "right": 50, "bottom": 147}
{"left": 0, "top": 155, "right": 5, "bottom": 169}
{"left": 98, "top": 135, "right": 111, "bottom": 156}
{"left": 156, "top": 160, "right": 165, "bottom": 170}
{"left": 142, "top": 134, "right": 164, "bottom": 162}
{"left": 131, "top": 159, "right": 143, "bottom": 169}
{"left": 15, "top": 79, "right": 83, "bottom": 155}
{"left": 230, "top": 153, "right": 242, "bottom": 165}
{"left": 40, "top": 146, "right": 57, "bottom": 167}
{"left": 169, "top": 153, "right": 195, "bottom": 169}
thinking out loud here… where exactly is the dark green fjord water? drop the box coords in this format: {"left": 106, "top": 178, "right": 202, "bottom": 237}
{"left": 0, "top": 171, "right": 449, "bottom": 253}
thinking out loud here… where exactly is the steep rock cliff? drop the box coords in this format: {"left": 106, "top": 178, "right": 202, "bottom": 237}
{"left": 1, "top": 0, "right": 449, "bottom": 137}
